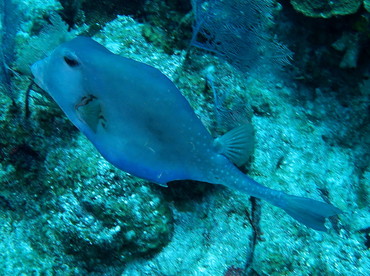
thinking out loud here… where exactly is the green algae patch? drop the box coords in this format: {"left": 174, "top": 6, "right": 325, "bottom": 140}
{"left": 365, "top": 0, "right": 370, "bottom": 12}
{"left": 291, "top": 0, "right": 362, "bottom": 18}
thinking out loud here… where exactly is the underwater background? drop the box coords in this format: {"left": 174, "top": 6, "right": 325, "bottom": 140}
{"left": 0, "top": 0, "right": 369, "bottom": 275}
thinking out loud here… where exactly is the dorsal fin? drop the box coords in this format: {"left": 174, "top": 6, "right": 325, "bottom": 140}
{"left": 214, "top": 123, "right": 255, "bottom": 166}
{"left": 75, "top": 95, "right": 104, "bottom": 133}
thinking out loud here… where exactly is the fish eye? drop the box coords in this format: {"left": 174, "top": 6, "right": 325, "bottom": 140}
{"left": 63, "top": 55, "right": 80, "bottom": 67}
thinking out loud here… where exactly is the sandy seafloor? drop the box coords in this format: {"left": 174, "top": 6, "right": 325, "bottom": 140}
{"left": 0, "top": 0, "right": 369, "bottom": 275}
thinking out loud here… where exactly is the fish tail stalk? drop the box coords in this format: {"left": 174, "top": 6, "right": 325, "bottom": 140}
{"left": 236, "top": 176, "right": 342, "bottom": 231}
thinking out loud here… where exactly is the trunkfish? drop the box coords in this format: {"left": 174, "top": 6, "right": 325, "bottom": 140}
{"left": 31, "top": 37, "right": 341, "bottom": 231}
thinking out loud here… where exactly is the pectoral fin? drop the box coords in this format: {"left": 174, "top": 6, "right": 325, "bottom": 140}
{"left": 75, "top": 95, "right": 105, "bottom": 132}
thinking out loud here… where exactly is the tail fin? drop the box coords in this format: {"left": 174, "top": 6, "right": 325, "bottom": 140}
{"left": 279, "top": 194, "right": 342, "bottom": 231}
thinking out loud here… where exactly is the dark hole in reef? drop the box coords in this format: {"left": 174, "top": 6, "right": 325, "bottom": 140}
{"left": 0, "top": 195, "right": 15, "bottom": 211}
{"left": 8, "top": 144, "right": 42, "bottom": 171}
{"left": 359, "top": 227, "right": 370, "bottom": 249}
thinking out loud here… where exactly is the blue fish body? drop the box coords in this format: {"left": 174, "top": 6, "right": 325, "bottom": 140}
{"left": 31, "top": 37, "right": 341, "bottom": 231}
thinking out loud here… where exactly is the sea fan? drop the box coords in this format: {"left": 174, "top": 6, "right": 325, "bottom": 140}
{"left": 191, "top": 0, "right": 291, "bottom": 72}
{"left": 0, "top": 0, "right": 21, "bottom": 102}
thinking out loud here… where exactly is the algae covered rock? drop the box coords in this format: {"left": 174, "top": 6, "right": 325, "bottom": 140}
{"left": 365, "top": 0, "right": 370, "bottom": 12}
{"left": 51, "top": 178, "right": 173, "bottom": 263}
{"left": 290, "top": 0, "right": 361, "bottom": 18}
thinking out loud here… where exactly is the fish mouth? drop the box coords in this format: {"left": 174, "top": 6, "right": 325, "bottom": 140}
{"left": 31, "top": 58, "right": 48, "bottom": 91}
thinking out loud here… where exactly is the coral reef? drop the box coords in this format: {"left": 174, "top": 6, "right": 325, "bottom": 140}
{"left": 0, "top": 0, "right": 369, "bottom": 275}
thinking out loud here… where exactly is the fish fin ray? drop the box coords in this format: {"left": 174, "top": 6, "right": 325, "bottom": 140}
{"left": 75, "top": 95, "right": 104, "bottom": 133}
{"left": 278, "top": 194, "right": 342, "bottom": 231}
{"left": 214, "top": 123, "right": 255, "bottom": 166}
